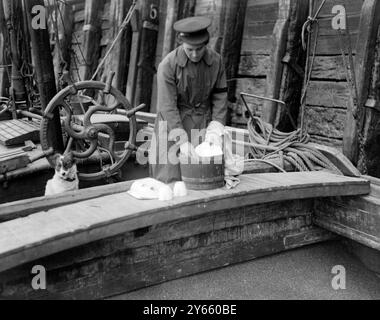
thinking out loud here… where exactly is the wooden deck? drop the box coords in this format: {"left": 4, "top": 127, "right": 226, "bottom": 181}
{"left": 0, "top": 171, "right": 370, "bottom": 299}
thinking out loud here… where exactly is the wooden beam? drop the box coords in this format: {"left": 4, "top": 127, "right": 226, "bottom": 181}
{"left": 220, "top": 0, "right": 248, "bottom": 114}
{"left": 134, "top": 0, "right": 160, "bottom": 112}
{"left": 79, "top": 0, "right": 103, "bottom": 81}
{"left": 343, "top": 0, "right": 380, "bottom": 165}
{"left": 177, "top": 0, "right": 196, "bottom": 21}
{"left": 277, "top": 0, "right": 309, "bottom": 132}
{"left": 102, "top": 0, "right": 133, "bottom": 92}
{"left": 0, "top": 180, "right": 134, "bottom": 222}
{"left": 263, "top": 0, "right": 291, "bottom": 125}
{"left": 161, "top": 0, "right": 178, "bottom": 59}
{"left": 125, "top": 7, "right": 141, "bottom": 107}
{"left": 25, "top": 0, "right": 64, "bottom": 152}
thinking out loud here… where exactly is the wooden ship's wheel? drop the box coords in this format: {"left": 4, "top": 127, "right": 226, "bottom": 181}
{"left": 40, "top": 75, "right": 145, "bottom": 181}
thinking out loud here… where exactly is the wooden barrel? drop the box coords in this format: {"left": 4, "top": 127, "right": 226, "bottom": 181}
{"left": 179, "top": 155, "right": 225, "bottom": 190}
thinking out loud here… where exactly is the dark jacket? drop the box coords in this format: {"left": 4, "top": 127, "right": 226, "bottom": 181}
{"left": 149, "top": 45, "right": 228, "bottom": 183}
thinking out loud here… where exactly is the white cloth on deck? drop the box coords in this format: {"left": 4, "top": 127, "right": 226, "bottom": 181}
{"left": 225, "top": 176, "right": 241, "bottom": 190}
{"left": 128, "top": 178, "right": 173, "bottom": 201}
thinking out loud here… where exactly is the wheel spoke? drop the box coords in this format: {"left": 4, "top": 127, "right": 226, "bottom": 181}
{"left": 125, "top": 104, "right": 146, "bottom": 118}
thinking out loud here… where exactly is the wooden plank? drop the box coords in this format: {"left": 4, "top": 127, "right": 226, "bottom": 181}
{"left": 343, "top": 0, "right": 380, "bottom": 164}
{"left": 313, "top": 34, "right": 358, "bottom": 55}
{"left": 239, "top": 54, "right": 269, "bottom": 77}
{"left": 304, "top": 106, "right": 347, "bottom": 139}
{"left": 311, "top": 56, "right": 348, "bottom": 80}
{"left": 244, "top": 21, "right": 279, "bottom": 37}
{"left": 309, "top": 134, "right": 343, "bottom": 150}
{"left": 306, "top": 81, "right": 351, "bottom": 108}
{"left": 0, "top": 180, "right": 134, "bottom": 222}
{"left": 0, "top": 120, "right": 40, "bottom": 146}
{"left": 245, "top": 1, "right": 279, "bottom": 22}
{"left": 0, "top": 150, "right": 29, "bottom": 174}
{"left": 314, "top": 195, "right": 380, "bottom": 250}
{"left": 316, "top": 15, "right": 361, "bottom": 36}
{"left": 241, "top": 36, "right": 273, "bottom": 55}
{"left": 314, "top": 0, "right": 364, "bottom": 16}
{"left": 0, "top": 172, "right": 369, "bottom": 273}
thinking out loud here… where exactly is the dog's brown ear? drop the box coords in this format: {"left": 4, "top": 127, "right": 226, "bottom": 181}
{"left": 52, "top": 153, "right": 61, "bottom": 166}
{"left": 65, "top": 152, "right": 76, "bottom": 164}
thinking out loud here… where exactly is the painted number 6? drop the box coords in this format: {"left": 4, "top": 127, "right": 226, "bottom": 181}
{"left": 150, "top": 4, "right": 158, "bottom": 20}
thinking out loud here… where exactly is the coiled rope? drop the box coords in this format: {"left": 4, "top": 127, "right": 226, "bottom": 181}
{"left": 246, "top": 116, "right": 343, "bottom": 175}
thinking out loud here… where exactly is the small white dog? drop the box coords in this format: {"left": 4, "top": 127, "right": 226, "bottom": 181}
{"left": 45, "top": 153, "right": 79, "bottom": 196}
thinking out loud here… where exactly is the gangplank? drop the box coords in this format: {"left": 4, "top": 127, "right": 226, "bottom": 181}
{"left": 0, "top": 171, "right": 370, "bottom": 299}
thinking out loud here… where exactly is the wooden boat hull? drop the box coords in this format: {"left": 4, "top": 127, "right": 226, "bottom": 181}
{"left": 0, "top": 199, "right": 332, "bottom": 300}
{"left": 0, "top": 172, "right": 370, "bottom": 299}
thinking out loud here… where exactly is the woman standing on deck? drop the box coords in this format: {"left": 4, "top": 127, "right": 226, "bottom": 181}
{"left": 149, "top": 16, "right": 228, "bottom": 184}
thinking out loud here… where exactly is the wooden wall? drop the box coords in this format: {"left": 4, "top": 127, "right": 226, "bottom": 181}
{"left": 304, "top": 0, "right": 364, "bottom": 149}
{"left": 44, "top": 0, "right": 376, "bottom": 158}
{"left": 232, "top": 0, "right": 280, "bottom": 127}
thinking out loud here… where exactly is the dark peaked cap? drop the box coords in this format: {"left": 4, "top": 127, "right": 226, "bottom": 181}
{"left": 174, "top": 16, "right": 212, "bottom": 45}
